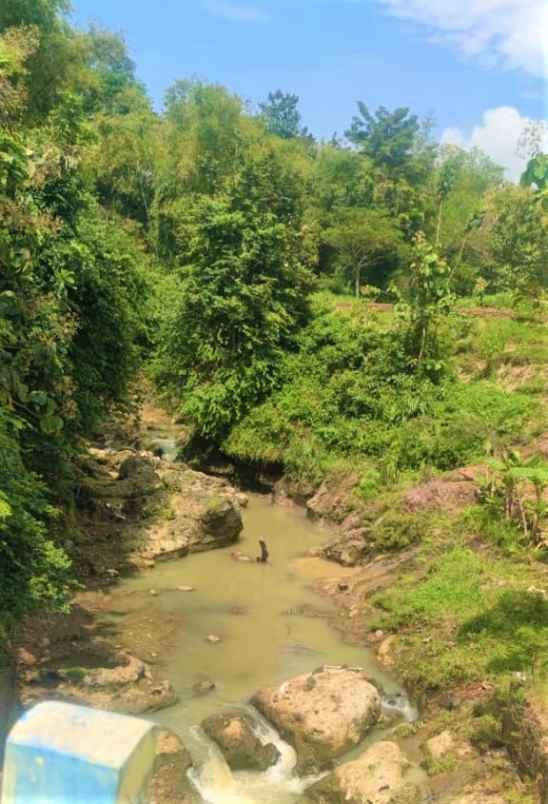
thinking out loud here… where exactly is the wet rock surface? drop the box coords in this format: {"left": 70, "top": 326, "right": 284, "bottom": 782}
{"left": 252, "top": 666, "right": 381, "bottom": 772}
{"left": 18, "top": 647, "right": 177, "bottom": 717}
{"left": 150, "top": 731, "right": 196, "bottom": 804}
{"left": 201, "top": 710, "right": 281, "bottom": 771}
{"left": 305, "top": 741, "right": 420, "bottom": 803}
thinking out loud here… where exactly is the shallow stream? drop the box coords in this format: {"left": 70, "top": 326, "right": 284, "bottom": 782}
{"left": 106, "top": 494, "right": 416, "bottom": 803}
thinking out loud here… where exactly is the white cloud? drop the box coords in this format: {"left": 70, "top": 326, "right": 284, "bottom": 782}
{"left": 377, "top": 0, "right": 548, "bottom": 78}
{"left": 441, "top": 106, "right": 548, "bottom": 181}
{"left": 204, "top": 1, "right": 270, "bottom": 23}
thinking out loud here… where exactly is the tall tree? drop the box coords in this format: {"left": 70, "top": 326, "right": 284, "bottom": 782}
{"left": 259, "top": 90, "right": 302, "bottom": 139}
{"left": 346, "top": 104, "right": 421, "bottom": 175}
{"left": 153, "top": 144, "right": 313, "bottom": 439}
{"left": 325, "top": 208, "right": 406, "bottom": 296}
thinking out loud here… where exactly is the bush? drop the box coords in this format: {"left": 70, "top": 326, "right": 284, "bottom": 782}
{"left": 223, "top": 300, "right": 537, "bottom": 487}
{"left": 0, "top": 411, "right": 72, "bottom": 630}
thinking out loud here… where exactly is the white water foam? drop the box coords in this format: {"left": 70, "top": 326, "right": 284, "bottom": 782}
{"left": 381, "top": 692, "right": 418, "bottom": 723}
{"left": 188, "top": 711, "right": 325, "bottom": 804}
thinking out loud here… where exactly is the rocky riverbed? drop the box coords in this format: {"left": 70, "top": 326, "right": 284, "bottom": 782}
{"left": 3, "top": 405, "right": 547, "bottom": 803}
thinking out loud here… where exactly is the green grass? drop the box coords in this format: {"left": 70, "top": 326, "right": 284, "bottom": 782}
{"left": 224, "top": 297, "right": 541, "bottom": 489}
{"left": 370, "top": 546, "right": 548, "bottom": 694}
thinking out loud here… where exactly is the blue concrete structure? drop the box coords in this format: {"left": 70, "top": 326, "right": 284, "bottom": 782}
{"left": 1, "top": 702, "right": 158, "bottom": 804}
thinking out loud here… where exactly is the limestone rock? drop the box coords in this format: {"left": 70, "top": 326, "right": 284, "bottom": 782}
{"left": 118, "top": 455, "right": 159, "bottom": 483}
{"left": 306, "top": 741, "right": 419, "bottom": 803}
{"left": 306, "top": 475, "right": 360, "bottom": 522}
{"left": 201, "top": 711, "right": 280, "bottom": 772}
{"left": 150, "top": 731, "right": 195, "bottom": 804}
{"left": 141, "top": 469, "right": 243, "bottom": 562}
{"left": 82, "top": 654, "right": 146, "bottom": 688}
{"left": 252, "top": 666, "right": 381, "bottom": 772}
{"left": 378, "top": 635, "right": 397, "bottom": 669}
{"left": 321, "top": 531, "right": 371, "bottom": 566}
{"left": 425, "top": 730, "right": 454, "bottom": 760}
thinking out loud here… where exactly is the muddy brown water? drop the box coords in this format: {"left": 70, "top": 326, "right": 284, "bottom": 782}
{"left": 105, "top": 494, "right": 417, "bottom": 803}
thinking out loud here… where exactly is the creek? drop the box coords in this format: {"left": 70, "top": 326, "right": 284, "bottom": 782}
{"left": 104, "top": 493, "right": 417, "bottom": 803}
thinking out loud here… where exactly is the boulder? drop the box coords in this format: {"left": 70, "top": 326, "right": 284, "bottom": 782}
{"left": 118, "top": 455, "right": 159, "bottom": 483}
{"left": 306, "top": 475, "right": 360, "bottom": 522}
{"left": 20, "top": 651, "right": 178, "bottom": 718}
{"left": 140, "top": 469, "right": 243, "bottom": 562}
{"left": 201, "top": 711, "right": 280, "bottom": 772}
{"left": 321, "top": 531, "right": 371, "bottom": 567}
{"left": 252, "top": 666, "right": 381, "bottom": 772}
{"left": 150, "top": 731, "right": 195, "bottom": 804}
{"left": 198, "top": 494, "right": 243, "bottom": 551}
{"left": 305, "top": 741, "right": 419, "bottom": 803}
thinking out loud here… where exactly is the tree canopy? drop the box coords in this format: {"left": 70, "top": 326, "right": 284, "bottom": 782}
{"left": 0, "top": 0, "right": 546, "bottom": 634}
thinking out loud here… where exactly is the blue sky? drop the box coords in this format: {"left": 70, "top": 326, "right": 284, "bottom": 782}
{"left": 70, "top": 0, "right": 547, "bottom": 179}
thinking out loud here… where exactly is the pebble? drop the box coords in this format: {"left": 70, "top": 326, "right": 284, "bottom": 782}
{"left": 193, "top": 679, "right": 216, "bottom": 695}
{"left": 149, "top": 589, "right": 158, "bottom": 597}
{"left": 206, "top": 634, "right": 222, "bottom": 644}
{"left": 177, "top": 586, "right": 195, "bottom": 592}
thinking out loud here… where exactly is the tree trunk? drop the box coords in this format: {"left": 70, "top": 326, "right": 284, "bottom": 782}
{"left": 355, "top": 264, "right": 361, "bottom": 298}
{"left": 435, "top": 199, "right": 443, "bottom": 248}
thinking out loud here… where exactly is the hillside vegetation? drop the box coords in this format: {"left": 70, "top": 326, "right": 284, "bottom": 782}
{"left": 1, "top": 4, "right": 547, "bottom": 787}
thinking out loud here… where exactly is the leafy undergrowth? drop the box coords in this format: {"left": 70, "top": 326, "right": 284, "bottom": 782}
{"left": 223, "top": 293, "right": 545, "bottom": 493}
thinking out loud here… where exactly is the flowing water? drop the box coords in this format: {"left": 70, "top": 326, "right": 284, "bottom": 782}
{"left": 105, "top": 494, "right": 416, "bottom": 803}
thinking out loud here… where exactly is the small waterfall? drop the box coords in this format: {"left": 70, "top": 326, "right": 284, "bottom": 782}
{"left": 188, "top": 710, "right": 326, "bottom": 804}
{"left": 382, "top": 691, "right": 418, "bottom": 723}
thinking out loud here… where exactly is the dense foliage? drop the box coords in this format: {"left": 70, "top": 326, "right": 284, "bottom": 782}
{"left": 0, "top": 17, "right": 148, "bottom": 628}
{"left": 0, "top": 0, "right": 546, "bottom": 635}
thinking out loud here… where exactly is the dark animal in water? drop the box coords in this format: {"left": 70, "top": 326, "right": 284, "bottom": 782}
{"left": 257, "top": 540, "right": 269, "bottom": 563}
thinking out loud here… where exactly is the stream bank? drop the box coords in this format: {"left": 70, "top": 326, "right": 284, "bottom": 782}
{"left": 5, "top": 403, "right": 547, "bottom": 802}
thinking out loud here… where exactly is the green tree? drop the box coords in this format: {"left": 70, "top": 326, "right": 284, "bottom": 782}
{"left": 86, "top": 107, "right": 159, "bottom": 226}
{"left": 483, "top": 184, "right": 548, "bottom": 301}
{"left": 153, "top": 145, "right": 313, "bottom": 440}
{"left": 0, "top": 28, "right": 149, "bottom": 626}
{"left": 259, "top": 90, "right": 302, "bottom": 139}
{"left": 346, "top": 104, "right": 421, "bottom": 175}
{"left": 394, "top": 232, "right": 455, "bottom": 378}
{"left": 324, "top": 208, "right": 406, "bottom": 296}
